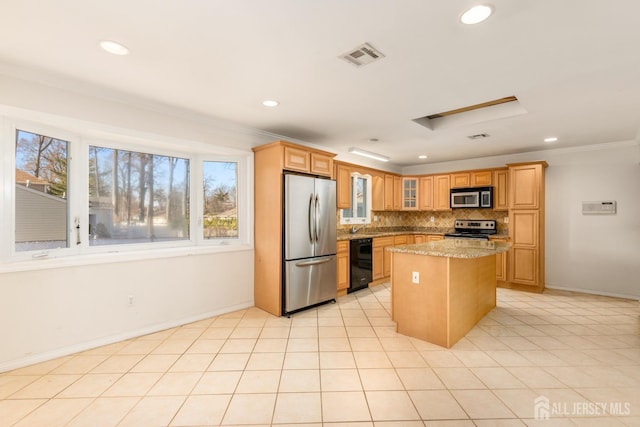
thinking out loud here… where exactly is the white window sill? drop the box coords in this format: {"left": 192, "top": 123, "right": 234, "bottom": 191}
{"left": 0, "top": 244, "right": 253, "bottom": 274}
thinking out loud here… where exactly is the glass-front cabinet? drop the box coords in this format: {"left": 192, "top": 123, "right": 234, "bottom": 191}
{"left": 402, "top": 177, "right": 418, "bottom": 210}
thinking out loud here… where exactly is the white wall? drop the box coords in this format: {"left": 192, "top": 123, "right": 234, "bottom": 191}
{"left": 0, "top": 250, "right": 254, "bottom": 372}
{"left": 403, "top": 141, "right": 640, "bottom": 300}
{"left": 0, "top": 72, "right": 261, "bottom": 372}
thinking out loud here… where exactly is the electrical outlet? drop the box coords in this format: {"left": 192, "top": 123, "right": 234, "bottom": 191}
{"left": 374, "top": 215, "right": 378, "bottom": 222}
{"left": 430, "top": 216, "right": 435, "bottom": 223}
{"left": 504, "top": 217, "right": 509, "bottom": 224}
{"left": 412, "top": 271, "right": 419, "bottom": 284}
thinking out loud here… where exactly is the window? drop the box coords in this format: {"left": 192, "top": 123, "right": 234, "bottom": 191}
{"left": 340, "top": 173, "right": 371, "bottom": 225}
{"left": 14, "top": 129, "right": 69, "bottom": 252}
{"left": 2, "top": 114, "right": 250, "bottom": 266}
{"left": 88, "top": 146, "right": 190, "bottom": 245}
{"left": 203, "top": 161, "right": 238, "bottom": 239}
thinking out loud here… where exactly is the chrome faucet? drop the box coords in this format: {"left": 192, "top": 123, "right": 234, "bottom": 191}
{"left": 350, "top": 225, "right": 365, "bottom": 234}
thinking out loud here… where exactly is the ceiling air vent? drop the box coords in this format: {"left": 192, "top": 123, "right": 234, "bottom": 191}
{"left": 467, "top": 133, "right": 490, "bottom": 140}
{"left": 340, "top": 43, "right": 385, "bottom": 67}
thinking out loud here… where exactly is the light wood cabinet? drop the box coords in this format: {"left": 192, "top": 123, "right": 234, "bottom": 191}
{"left": 393, "top": 176, "right": 402, "bottom": 210}
{"left": 336, "top": 164, "right": 351, "bottom": 209}
{"left": 505, "top": 161, "right": 547, "bottom": 293}
{"left": 402, "top": 177, "right": 418, "bottom": 210}
{"left": 384, "top": 175, "right": 395, "bottom": 210}
{"left": 450, "top": 172, "right": 470, "bottom": 188}
{"left": 509, "top": 163, "right": 544, "bottom": 209}
{"left": 337, "top": 240, "right": 350, "bottom": 294}
{"left": 428, "top": 235, "right": 444, "bottom": 241}
{"left": 373, "top": 236, "right": 393, "bottom": 280}
{"left": 472, "top": 170, "right": 493, "bottom": 186}
{"left": 493, "top": 168, "right": 509, "bottom": 211}
{"left": 253, "top": 140, "right": 337, "bottom": 316}
{"left": 490, "top": 237, "right": 508, "bottom": 282}
{"left": 414, "top": 234, "right": 427, "bottom": 244}
{"left": 310, "top": 152, "right": 333, "bottom": 176}
{"left": 282, "top": 142, "right": 334, "bottom": 177}
{"left": 372, "top": 174, "right": 384, "bottom": 211}
{"left": 433, "top": 174, "right": 451, "bottom": 210}
{"left": 451, "top": 170, "right": 492, "bottom": 188}
{"left": 419, "top": 176, "right": 434, "bottom": 210}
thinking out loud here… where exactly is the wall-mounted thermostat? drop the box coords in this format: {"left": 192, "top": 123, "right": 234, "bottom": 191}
{"left": 582, "top": 201, "right": 617, "bottom": 215}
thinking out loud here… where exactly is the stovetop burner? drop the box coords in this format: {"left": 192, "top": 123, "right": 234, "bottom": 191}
{"left": 444, "top": 219, "right": 497, "bottom": 240}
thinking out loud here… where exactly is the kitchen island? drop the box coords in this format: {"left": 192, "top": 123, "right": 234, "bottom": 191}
{"left": 388, "top": 239, "right": 510, "bottom": 348}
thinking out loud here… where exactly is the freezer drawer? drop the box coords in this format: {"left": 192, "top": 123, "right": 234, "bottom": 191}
{"left": 284, "top": 255, "right": 337, "bottom": 314}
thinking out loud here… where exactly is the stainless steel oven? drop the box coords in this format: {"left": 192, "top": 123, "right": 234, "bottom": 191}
{"left": 444, "top": 219, "right": 497, "bottom": 240}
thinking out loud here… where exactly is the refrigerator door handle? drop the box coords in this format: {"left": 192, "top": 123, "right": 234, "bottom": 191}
{"left": 295, "top": 256, "right": 335, "bottom": 267}
{"left": 315, "top": 194, "right": 320, "bottom": 242}
{"left": 308, "top": 193, "right": 315, "bottom": 243}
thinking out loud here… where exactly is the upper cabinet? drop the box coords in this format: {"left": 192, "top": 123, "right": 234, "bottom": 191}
{"left": 282, "top": 142, "right": 334, "bottom": 177}
{"left": 493, "top": 168, "right": 509, "bottom": 211}
{"left": 419, "top": 176, "right": 433, "bottom": 211}
{"left": 509, "top": 162, "right": 546, "bottom": 209}
{"left": 336, "top": 163, "right": 352, "bottom": 209}
{"left": 402, "top": 177, "right": 418, "bottom": 210}
{"left": 372, "top": 173, "right": 384, "bottom": 211}
{"left": 451, "top": 170, "right": 493, "bottom": 188}
{"left": 433, "top": 174, "right": 451, "bottom": 211}
{"left": 450, "top": 172, "right": 470, "bottom": 188}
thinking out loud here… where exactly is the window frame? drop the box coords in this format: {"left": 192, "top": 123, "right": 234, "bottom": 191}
{"left": 0, "top": 114, "right": 253, "bottom": 269}
{"left": 339, "top": 172, "right": 372, "bottom": 225}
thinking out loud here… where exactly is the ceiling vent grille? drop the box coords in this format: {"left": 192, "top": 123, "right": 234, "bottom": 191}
{"left": 467, "top": 133, "right": 490, "bottom": 140}
{"left": 340, "top": 43, "right": 385, "bottom": 67}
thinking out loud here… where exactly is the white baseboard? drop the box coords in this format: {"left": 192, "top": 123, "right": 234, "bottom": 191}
{"left": 545, "top": 284, "right": 639, "bottom": 301}
{"left": 0, "top": 301, "right": 254, "bottom": 374}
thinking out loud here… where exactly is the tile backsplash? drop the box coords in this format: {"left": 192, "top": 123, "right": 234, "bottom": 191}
{"left": 367, "top": 209, "right": 509, "bottom": 234}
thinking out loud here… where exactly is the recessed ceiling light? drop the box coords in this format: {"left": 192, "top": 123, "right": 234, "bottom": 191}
{"left": 262, "top": 100, "right": 279, "bottom": 107}
{"left": 460, "top": 5, "right": 493, "bottom": 25}
{"left": 418, "top": 155, "right": 428, "bottom": 159}
{"left": 544, "top": 137, "right": 558, "bottom": 143}
{"left": 99, "top": 40, "right": 129, "bottom": 56}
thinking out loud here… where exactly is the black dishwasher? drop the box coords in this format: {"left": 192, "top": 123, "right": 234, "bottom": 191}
{"left": 349, "top": 238, "right": 373, "bottom": 293}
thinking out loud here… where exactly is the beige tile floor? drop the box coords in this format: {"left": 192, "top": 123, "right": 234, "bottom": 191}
{"left": 1, "top": 284, "right": 639, "bottom": 426}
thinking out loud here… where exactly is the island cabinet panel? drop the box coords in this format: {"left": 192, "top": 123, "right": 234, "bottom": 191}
{"left": 336, "top": 164, "right": 352, "bottom": 209}
{"left": 493, "top": 168, "right": 509, "bottom": 210}
{"left": 419, "top": 176, "right": 434, "bottom": 210}
{"left": 391, "top": 252, "right": 496, "bottom": 348}
{"left": 337, "top": 240, "right": 350, "bottom": 295}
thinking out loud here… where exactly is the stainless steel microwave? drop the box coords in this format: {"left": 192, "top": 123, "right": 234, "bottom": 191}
{"left": 450, "top": 187, "right": 493, "bottom": 208}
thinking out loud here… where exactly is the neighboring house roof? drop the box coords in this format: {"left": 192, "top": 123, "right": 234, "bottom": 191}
{"left": 15, "top": 169, "right": 49, "bottom": 186}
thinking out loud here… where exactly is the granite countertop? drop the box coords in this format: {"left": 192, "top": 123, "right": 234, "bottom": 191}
{"left": 337, "top": 227, "right": 451, "bottom": 241}
{"left": 337, "top": 227, "right": 508, "bottom": 241}
{"left": 387, "top": 239, "right": 511, "bottom": 259}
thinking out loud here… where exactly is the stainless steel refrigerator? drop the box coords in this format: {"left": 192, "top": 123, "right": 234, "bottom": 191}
{"left": 283, "top": 174, "right": 337, "bottom": 315}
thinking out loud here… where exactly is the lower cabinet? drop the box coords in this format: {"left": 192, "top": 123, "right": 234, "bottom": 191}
{"left": 490, "top": 237, "right": 508, "bottom": 282}
{"left": 337, "top": 240, "right": 350, "bottom": 294}
{"left": 373, "top": 236, "right": 394, "bottom": 280}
